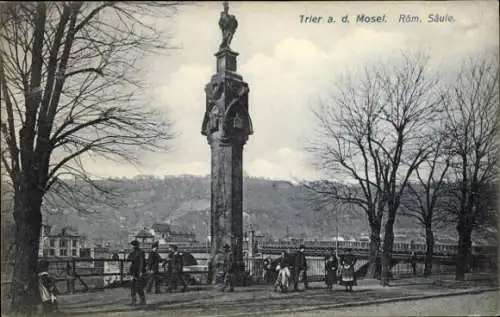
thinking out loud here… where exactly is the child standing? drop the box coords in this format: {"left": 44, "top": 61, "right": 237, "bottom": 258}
{"left": 38, "top": 260, "right": 59, "bottom": 314}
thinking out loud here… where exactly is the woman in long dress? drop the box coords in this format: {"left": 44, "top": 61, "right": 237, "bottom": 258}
{"left": 38, "top": 260, "right": 59, "bottom": 313}
{"left": 339, "top": 248, "right": 357, "bottom": 292}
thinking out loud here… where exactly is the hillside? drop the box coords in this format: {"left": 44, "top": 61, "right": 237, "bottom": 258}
{"left": 2, "top": 176, "right": 494, "bottom": 249}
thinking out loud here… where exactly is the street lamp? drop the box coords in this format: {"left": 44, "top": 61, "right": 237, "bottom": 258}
{"left": 335, "top": 210, "right": 339, "bottom": 259}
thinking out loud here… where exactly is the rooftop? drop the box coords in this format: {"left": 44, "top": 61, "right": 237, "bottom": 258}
{"left": 151, "top": 223, "right": 195, "bottom": 236}
{"left": 135, "top": 229, "right": 154, "bottom": 238}
{"left": 46, "top": 226, "right": 81, "bottom": 237}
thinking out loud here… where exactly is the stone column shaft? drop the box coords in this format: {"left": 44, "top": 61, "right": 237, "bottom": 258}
{"left": 210, "top": 140, "right": 244, "bottom": 265}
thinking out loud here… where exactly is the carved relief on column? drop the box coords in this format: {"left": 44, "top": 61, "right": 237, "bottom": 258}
{"left": 222, "top": 83, "right": 253, "bottom": 139}
{"left": 202, "top": 76, "right": 225, "bottom": 136}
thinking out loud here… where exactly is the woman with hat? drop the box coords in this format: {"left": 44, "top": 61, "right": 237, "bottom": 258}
{"left": 339, "top": 248, "right": 357, "bottom": 292}
{"left": 37, "top": 260, "right": 59, "bottom": 313}
{"left": 325, "top": 247, "right": 338, "bottom": 289}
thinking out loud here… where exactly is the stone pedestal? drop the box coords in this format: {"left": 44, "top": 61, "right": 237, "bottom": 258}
{"left": 202, "top": 47, "right": 253, "bottom": 285}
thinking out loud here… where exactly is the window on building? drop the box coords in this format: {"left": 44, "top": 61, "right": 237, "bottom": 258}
{"left": 49, "top": 249, "right": 55, "bottom": 256}
{"left": 43, "top": 249, "right": 49, "bottom": 257}
{"left": 49, "top": 239, "right": 55, "bottom": 247}
{"left": 72, "top": 240, "right": 78, "bottom": 247}
{"left": 60, "top": 240, "right": 67, "bottom": 248}
{"left": 80, "top": 248, "right": 91, "bottom": 258}
{"left": 60, "top": 249, "right": 67, "bottom": 256}
{"left": 72, "top": 249, "right": 77, "bottom": 256}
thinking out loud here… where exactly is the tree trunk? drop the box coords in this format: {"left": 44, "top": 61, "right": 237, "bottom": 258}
{"left": 381, "top": 214, "right": 396, "bottom": 286}
{"left": 367, "top": 222, "right": 381, "bottom": 279}
{"left": 455, "top": 220, "right": 472, "bottom": 281}
{"left": 424, "top": 227, "right": 434, "bottom": 276}
{"left": 9, "top": 184, "right": 43, "bottom": 314}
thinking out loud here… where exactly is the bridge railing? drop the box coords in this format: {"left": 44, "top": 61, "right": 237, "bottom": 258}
{"left": 254, "top": 241, "right": 461, "bottom": 256}
{"left": 117, "top": 240, "right": 486, "bottom": 258}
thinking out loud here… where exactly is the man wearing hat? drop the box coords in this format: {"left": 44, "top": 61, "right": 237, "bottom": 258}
{"left": 127, "top": 240, "right": 147, "bottom": 305}
{"left": 166, "top": 244, "right": 187, "bottom": 292}
{"left": 146, "top": 241, "right": 162, "bottom": 294}
{"left": 294, "top": 244, "right": 308, "bottom": 291}
{"left": 221, "top": 244, "right": 235, "bottom": 292}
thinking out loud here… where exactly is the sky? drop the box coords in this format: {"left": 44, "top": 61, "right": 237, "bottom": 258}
{"left": 82, "top": 1, "right": 499, "bottom": 182}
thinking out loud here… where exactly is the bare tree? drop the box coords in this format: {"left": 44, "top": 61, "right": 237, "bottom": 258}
{"left": 306, "top": 60, "right": 393, "bottom": 279}
{"left": 307, "top": 52, "right": 441, "bottom": 285}
{"left": 442, "top": 53, "right": 499, "bottom": 281}
{"left": 374, "top": 53, "right": 442, "bottom": 286}
{"left": 401, "top": 132, "right": 451, "bottom": 276}
{"left": 0, "top": 2, "right": 179, "bottom": 312}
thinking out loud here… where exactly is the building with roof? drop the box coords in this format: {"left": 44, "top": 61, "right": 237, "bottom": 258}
{"left": 150, "top": 223, "right": 196, "bottom": 243}
{"left": 134, "top": 228, "right": 155, "bottom": 244}
{"left": 39, "top": 225, "right": 87, "bottom": 257}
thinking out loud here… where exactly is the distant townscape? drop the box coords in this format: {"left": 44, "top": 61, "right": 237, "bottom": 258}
{"left": 3, "top": 175, "right": 494, "bottom": 262}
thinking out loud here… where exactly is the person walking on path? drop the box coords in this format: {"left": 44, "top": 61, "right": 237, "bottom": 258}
{"left": 294, "top": 244, "right": 308, "bottom": 291}
{"left": 127, "top": 240, "right": 147, "bottom": 306}
{"left": 146, "top": 241, "right": 162, "bottom": 294}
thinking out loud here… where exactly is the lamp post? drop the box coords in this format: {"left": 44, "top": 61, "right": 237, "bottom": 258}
{"left": 335, "top": 211, "right": 339, "bottom": 259}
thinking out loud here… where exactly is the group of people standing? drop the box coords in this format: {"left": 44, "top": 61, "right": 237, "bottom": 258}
{"left": 32, "top": 242, "right": 359, "bottom": 313}
{"left": 271, "top": 244, "right": 309, "bottom": 292}
{"left": 325, "top": 247, "right": 357, "bottom": 292}
{"left": 127, "top": 240, "right": 188, "bottom": 306}
{"left": 265, "top": 246, "right": 358, "bottom": 293}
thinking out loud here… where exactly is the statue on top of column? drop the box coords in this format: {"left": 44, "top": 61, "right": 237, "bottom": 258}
{"left": 218, "top": 1, "right": 238, "bottom": 50}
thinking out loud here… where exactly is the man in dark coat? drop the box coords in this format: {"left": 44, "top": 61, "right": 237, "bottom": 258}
{"left": 325, "top": 248, "right": 338, "bottom": 289}
{"left": 166, "top": 244, "right": 187, "bottom": 292}
{"left": 146, "top": 241, "right": 162, "bottom": 294}
{"left": 410, "top": 251, "right": 417, "bottom": 276}
{"left": 221, "top": 244, "right": 235, "bottom": 292}
{"left": 127, "top": 240, "right": 147, "bottom": 305}
{"left": 294, "top": 244, "right": 308, "bottom": 291}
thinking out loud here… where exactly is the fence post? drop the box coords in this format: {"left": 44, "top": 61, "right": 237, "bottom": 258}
{"left": 120, "top": 260, "right": 124, "bottom": 283}
{"left": 69, "top": 258, "right": 76, "bottom": 293}
{"left": 66, "top": 260, "right": 71, "bottom": 293}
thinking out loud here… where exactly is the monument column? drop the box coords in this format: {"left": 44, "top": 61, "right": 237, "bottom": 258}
{"left": 201, "top": 1, "right": 253, "bottom": 284}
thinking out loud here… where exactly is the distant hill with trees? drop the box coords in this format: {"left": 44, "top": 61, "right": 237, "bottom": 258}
{"left": 2, "top": 175, "right": 494, "bottom": 250}
{"left": 2, "top": 175, "right": 486, "bottom": 249}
